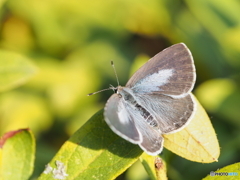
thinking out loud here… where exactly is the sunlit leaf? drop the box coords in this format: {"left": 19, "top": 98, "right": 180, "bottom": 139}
{"left": 203, "top": 162, "right": 240, "bottom": 180}
{"left": 0, "top": 50, "right": 37, "bottom": 92}
{"left": 0, "top": 0, "right": 7, "bottom": 9}
{"left": 0, "top": 129, "right": 35, "bottom": 180}
{"left": 1, "top": 16, "right": 34, "bottom": 51}
{"left": 38, "top": 110, "right": 143, "bottom": 180}
{"left": 195, "top": 79, "right": 236, "bottom": 112}
{"left": 185, "top": 0, "right": 240, "bottom": 67}
{"left": 164, "top": 95, "right": 219, "bottom": 163}
{"left": 140, "top": 153, "right": 157, "bottom": 180}
{"left": 125, "top": 160, "right": 149, "bottom": 180}
{"left": 195, "top": 78, "right": 240, "bottom": 127}
{"left": 0, "top": 91, "right": 52, "bottom": 136}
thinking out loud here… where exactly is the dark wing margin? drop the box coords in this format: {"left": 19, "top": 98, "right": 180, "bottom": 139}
{"left": 104, "top": 94, "right": 141, "bottom": 144}
{"left": 126, "top": 43, "right": 196, "bottom": 96}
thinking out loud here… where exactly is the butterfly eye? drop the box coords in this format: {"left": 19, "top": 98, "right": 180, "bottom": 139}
{"left": 113, "top": 88, "right": 118, "bottom": 93}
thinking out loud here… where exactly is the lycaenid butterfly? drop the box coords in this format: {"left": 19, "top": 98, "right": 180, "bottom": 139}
{"left": 90, "top": 43, "right": 196, "bottom": 155}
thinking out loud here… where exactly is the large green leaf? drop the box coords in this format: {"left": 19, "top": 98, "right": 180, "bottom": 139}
{"left": 38, "top": 110, "right": 143, "bottom": 180}
{"left": 0, "top": 50, "right": 37, "bottom": 92}
{"left": 0, "top": 129, "right": 35, "bottom": 180}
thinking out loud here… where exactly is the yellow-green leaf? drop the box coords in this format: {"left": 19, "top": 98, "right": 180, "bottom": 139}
{"left": 0, "top": 129, "right": 35, "bottom": 180}
{"left": 38, "top": 110, "right": 143, "bottom": 180}
{"left": 0, "top": 0, "right": 7, "bottom": 9}
{"left": 163, "top": 95, "right": 220, "bottom": 163}
{"left": 0, "top": 50, "right": 37, "bottom": 92}
{"left": 203, "top": 162, "right": 240, "bottom": 180}
{"left": 0, "top": 91, "right": 52, "bottom": 136}
{"left": 195, "top": 78, "right": 236, "bottom": 112}
{"left": 140, "top": 153, "right": 157, "bottom": 180}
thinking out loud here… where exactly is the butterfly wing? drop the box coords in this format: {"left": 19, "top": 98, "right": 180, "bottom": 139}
{"left": 126, "top": 43, "right": 196, "bottom": 96}
{"left": 135, "top": 93, "right": 196, "bottom": 134}
{"left": 121, "top": 103, "right": 164, "bottom": 155}
{"left": 136, "top": 121, "right": 164, "bottom": 155}
{"left": 104, "top": 43, "right": 196, "bottom": 155}
{"left": 104, "top": 93, "right": 141, "bottom": 144}
{"left": 104, "top": 93, "right": 164, "bottom": 155}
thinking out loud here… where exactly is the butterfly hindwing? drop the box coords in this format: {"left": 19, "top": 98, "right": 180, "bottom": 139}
{"left": 105, "top": 93, "right": 164, "bottom": 155}
{"left": 133, "top": 117, "right": 164, "bottom": 155}
{"left": 134, "top": 93, "right": 195, "bottom": 134}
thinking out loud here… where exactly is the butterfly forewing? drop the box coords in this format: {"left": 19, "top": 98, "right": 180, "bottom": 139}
{"left": 104, "top": 94, "right": 141, "bottom": 144}
{"left": 126, "top": 43, "right": 196, "bottom": 96}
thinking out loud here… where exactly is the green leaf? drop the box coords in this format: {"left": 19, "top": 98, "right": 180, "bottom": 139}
{"left": 195, "top": 78, "right": 240, "bottom": 127}
{"left": 0, "top": 0, "right": 7, "bottom": 9}
{"left": 140, "top": 154, "right": 157, "bottom": 180}
{"left": 0, "top": 129, "right": 36, "bottom": 180}
{"left": 0, "top": 50, "right": 37, "bottom": 92}
{"left": 0, "top": 91, "right": 52, "bottom": 136}
{"left": 203, "top": 162, "right": 240, "bottom": 180}
{"left": 140, "top": 153, "right": 157, "bottom": 180}
{"left": 195, "top": 78, "right": 236, "bottom": 112}
{"left": 140, "top": 154, "right": 167, "bottom": 180}
{"left": 38, "top": 110, "right": 143, "bottom": 180}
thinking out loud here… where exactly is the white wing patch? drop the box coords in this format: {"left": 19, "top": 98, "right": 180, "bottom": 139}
{"left": 132, "top": 69, "right": 173, "bottom": 93}
{"left": 117, "top": 101, "right": 133, "bottom": 125}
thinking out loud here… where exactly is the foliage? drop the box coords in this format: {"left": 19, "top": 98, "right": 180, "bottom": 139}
{"left": 0, "top": 129, "right": 35, "bottom": 180}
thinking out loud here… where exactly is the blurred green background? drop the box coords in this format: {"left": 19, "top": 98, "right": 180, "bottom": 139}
{"left": 0, "top": 0, "right": 240, "bottom": 179}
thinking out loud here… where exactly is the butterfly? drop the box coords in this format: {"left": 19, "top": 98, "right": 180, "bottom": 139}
{"left": 97, "top": 43, "right": 196, "bottom": 156}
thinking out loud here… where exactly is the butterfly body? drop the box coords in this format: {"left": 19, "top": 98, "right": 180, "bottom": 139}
{"left": 104, "top": 43, "right": 196, "bottom": 155}
{"left": 117, "top": 86, "right": 159, "bottom": 129}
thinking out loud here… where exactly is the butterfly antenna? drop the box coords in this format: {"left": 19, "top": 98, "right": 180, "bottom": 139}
{"left": 87, "top": 87, "right": 115, "bottom": 96}
{"left": 111, "top": 61, "right": 120, "bottom": 86}
{"left": 87, "top": 61, "right": 119, "bottom": 96}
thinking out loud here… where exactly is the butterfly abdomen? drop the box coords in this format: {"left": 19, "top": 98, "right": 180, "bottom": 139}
{"left": 119, "top": 87, "right": 158, "bottom": 128}
{"left": 135, "top": 104, "right": 158, "bottom": 128}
